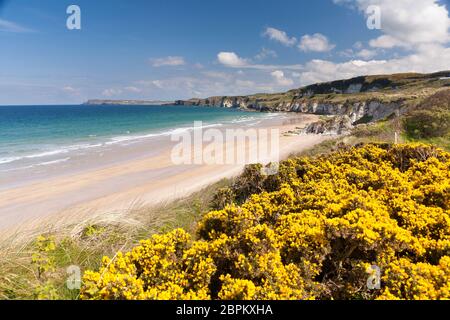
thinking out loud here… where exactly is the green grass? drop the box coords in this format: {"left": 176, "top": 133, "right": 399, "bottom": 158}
{"left": 293, "top": 118, "right": 406, "bottom": 158}
{"left": 404, "top": 136, "right": 450, "bottom": 151}
{"left": 0, "top": 178, "right": 231, "bottom": 300}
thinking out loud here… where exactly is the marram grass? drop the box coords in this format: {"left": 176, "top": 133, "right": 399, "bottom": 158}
{"left": 80, "top": 143, "right": 450, "bottom": 300}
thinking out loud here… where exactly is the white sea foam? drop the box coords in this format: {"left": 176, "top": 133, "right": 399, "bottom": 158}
{"left": 0, "top": 157, "right": 71, "bottom": 172}
{"left": 0, "top": 156, "right": 21, "bottom": 165}
{"left": 0, "top": 124, "right": 228, "bottom": 166}
{"left": 230, "top": 117, "right": 258, "bottom": 123}
{"left": 105, "top": 123, "right": 224, "bottom": 145}
{"left": 0, "top": 143, "right": 103, "bottom": 166}
{"left": 23, "top": 149, "right": 68, "bottom": 159}
{"left": 36, "top": 157, "right": 71, "bottom": 166}
{"left": 0, "top": 116, "right": 272, "bottom": 168}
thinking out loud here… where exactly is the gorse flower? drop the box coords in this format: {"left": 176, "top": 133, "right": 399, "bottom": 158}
{"left": 32, "top": 235, "right": 56, "bottom": 278}
{"left": 81, "top": 143, "right": 450, "bottom": 300}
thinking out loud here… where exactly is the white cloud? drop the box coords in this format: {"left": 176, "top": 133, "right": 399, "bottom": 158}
{"left": 297, "top": 44, "right": 450, "bottom": 85}
{"left": 139, "top": 76, "right": 234, "bottom": 98}
{"left": 340, "top": 46, "right": 378, "bottom": 59}
{"left": 150, "top": 56, "right": 186, "bottom": 67}
{"left": 151, "top": 80, "right": 165, "bottom": 89}
{"left": 255, "top": 47, "right": 278, "bottom": 61}
{"left": 356, "top": 48, "right": 377, "bottom": 59}
{"left": 137, "top": 70, "right": 298, "bottom": 100}
{"left": 235, "top": 79, "right": 256, "bottom": 87}
{"left": 263, "top": 27, "right": 297, "bottom": 46}
{"left": 217, "top": 52, "right": 249, "bottom": 67}
{"left": 307, "top": 0, "right": 447, "bottom": 87}
{"left": 301, "top": 0, "right": 448, "bottom": 86}
{"left": 337, "top": 0, "right": 450, "bottom": 49}
{"left": 271, "top": 70, "right": 294, "bottom": 86}
{"left": 125, "top": 86, "right": 142, "bottom": 93}
{"left": 217, "top": 51, "right": 303, "bottom": 70}
{"left": 369, "top": 35, "right": 405, "bottom": 48}
{"left": 0, "top": 19, "right": 34, "bottom": 33}
{"left": 202, "top": 71, "right": 233, "bottom": 80}
{"left": 353, "top": 41, "right": 364, "bottom": 49}
{"left": 62, "top": 86, "right": 78, "bottom": 93}
{"left": 339, "top": 48, "right": 355, "bottom": 58}
{"left": 102, "top": 88, "right": 123, "bottom": 97}
{"left": 62, "top": 86, "right": 82, "bottom": 96}
{"left": 137, "top": 43, "right": 448, "bottom": 99}
{"left": 101, "top": 1, "right": 450, "bottom": 101}
{"left": 298, "top": 33, "right": 336, "bottom": 52}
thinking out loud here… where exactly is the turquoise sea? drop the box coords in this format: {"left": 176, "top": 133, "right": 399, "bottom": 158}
{"left": 0, "top": 105, "right": 272, "bottom": 173}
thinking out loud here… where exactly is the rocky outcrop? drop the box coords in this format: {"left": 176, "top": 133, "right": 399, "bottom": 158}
{"left": 178, "top": 97, "right": 403, "bottom": 126}
{"left": 176, "top": 96, "right": 264, "bottom": 110}
{"left": 175, "top": 72, "right": 450, "bottom": 133}
{"left": 290, "top": 100, "right": 402, "bottom": 123}
{"left": 303, "top": 116, "right": 354, "bottom": 135}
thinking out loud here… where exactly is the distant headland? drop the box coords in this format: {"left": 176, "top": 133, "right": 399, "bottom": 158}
{"left": 83, "top": 99, "right": 175, "bottom": 106}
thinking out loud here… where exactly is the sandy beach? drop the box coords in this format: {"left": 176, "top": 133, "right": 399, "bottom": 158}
{"left": 0, "top": 113, "right": 327, "bottom": 236}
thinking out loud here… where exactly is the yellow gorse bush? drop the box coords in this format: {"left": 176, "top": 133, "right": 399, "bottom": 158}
{"left": 81, "top": 143, "right": 450, "bottom": 300}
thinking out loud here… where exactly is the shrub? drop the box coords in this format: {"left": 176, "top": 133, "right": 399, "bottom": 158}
{"left": 81, "top": 143, "right": 450, "bottom": 300}
{"left": 211, "top": 187, "right": 235, "bottom": 210}
{"left": 232, "top": 164, "right": 266, "bottom": 204}
{"left": 404, "top": 89, "right": 450, "bottom": 139}
{"left": 31, "top": 235, "right": 56, "bottom": 278}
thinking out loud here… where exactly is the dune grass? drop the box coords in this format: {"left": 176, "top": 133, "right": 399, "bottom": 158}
{"left": 0, "top": 179, "right": 231, "bottom": 300}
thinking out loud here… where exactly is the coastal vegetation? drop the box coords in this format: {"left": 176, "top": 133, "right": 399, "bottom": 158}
{"left": 176, "top": 72, "right": 450, "bottom": 112}
{"left": 403, "top": 90, "right": 450, "bottom": 143}
{"left": 1, "top": 139, "right": 449, "bottom": 300}
{"left": 1, "top": 73, "right": 449, "bottom": 300}
{"left": 80, "top": 143, "right": 450, "bottom": 300}
{"left": 0, "top": 180, "right": 229, "bottom": 299}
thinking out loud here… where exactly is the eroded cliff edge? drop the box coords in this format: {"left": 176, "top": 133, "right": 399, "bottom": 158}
{"left": 176, "top": 71, "right": 450, "bottom": 134}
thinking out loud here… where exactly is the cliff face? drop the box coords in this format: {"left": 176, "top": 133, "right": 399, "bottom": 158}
{"left": 176, "top": 96, "right": 265, "bottom": 110}
{"left": 303, "top": 116, "right": 354, "bottom": 135}
{"left": 176, "top": 96, "right": 403, "bottom": 135}
{"left": 177, "top": 97, "right": 401, "bottom": 122}
{"left": 176, "top": 71, "right": 450, "bottom": 131}
{"left": 288, "top": 100, "right": 401, "bottom": 123}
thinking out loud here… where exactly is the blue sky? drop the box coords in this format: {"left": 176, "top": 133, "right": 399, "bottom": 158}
{"left": 1, "top": 0, "right": 450, "bottom": 105}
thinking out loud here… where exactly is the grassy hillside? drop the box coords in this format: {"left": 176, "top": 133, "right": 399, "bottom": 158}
{"left": 302, "top": 88, "right": 450, "bottom": 152}
{"left": 177, "top": 71, "right": 450, "bottom": 111}
{"left": 403, "top": 89, "right": 450, "bottom": 148}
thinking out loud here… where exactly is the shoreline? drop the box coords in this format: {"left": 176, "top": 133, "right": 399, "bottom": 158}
{"left": 0, "top": 108, "right": 278, "bottom": 191}
{"left": 0, "top": 113, "right": 328, "bottom": 238}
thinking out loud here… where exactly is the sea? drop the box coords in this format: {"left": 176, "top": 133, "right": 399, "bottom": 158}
{"left": 0, "top": 104, "right": 278, "bottom": 187}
